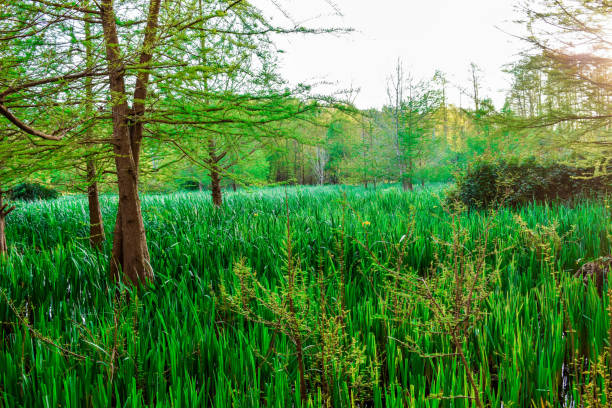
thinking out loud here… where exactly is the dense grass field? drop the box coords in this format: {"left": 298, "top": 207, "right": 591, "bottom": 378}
{"left": 1, "top": 185, "right": 611, "bottom": 407}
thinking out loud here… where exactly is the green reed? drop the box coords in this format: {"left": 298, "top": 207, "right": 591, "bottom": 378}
{"left": 0, "top": 184, "right": 610, "bottom": 407}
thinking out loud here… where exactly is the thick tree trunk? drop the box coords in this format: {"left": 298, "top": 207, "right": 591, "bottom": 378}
{"left": 87, "top": 160, "right": 105, "bottom": 248}
{"left": 109, "top": 151, "right": 152, "bottom": 284}
{"left": 101, "top": 0, "right": 158, "bottom": 285}
{"left": 210, "top": 167, "right": 222, "bottom": 207}
{"left": 108, "top": 121, "right": 152, "bottom": 283}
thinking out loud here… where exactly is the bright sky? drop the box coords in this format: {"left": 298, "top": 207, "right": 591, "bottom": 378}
{"left": 253, "top": 0, "right": 526, "bottom": 110}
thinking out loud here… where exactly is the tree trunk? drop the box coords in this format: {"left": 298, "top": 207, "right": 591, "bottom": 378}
{"left": 87, "top": 160, "right": 105, "bottom": 248}
{"left": 0, "top": 216, "right": 6, "bottom": 256}
{"left": 210, "top": 167, "right": 222, "bottom": 207}
{"left": 207, "top": 136, "right": 223, "bottom": 207}
{"left": 0, "top": 190, "right": 15, "bottom": 256}
{"left": 401, "top": 177, "right": 413, "bottom": 191}
{"left": 402, "top": 161, "right": 414, "bottom": 191}
{"left": 109, "top": 154, "right": 152, "bottom": 284}
{"left": 232, "top": 182, "right": 237, "bottom": 192}
{"left": 101, "top": 0, "right": 157, "bottom": 285}
{"left": 300, "top": 145, "right": 305, "bottom": 184}
{"left": 108, "top": 129, "right": 152, "bottom": 284}
{"left": 84, "top": 17, "right": 105, "bottom": 249}
{"left": 0, "top": 191, "right": 5, "bottom": 255}
{"left": 397, "top": 158, "right": 408, "bottom": 190}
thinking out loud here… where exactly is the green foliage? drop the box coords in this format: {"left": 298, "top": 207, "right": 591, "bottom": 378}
{"left": 0, "top": 185, "right": 611, "bottom": 406}
{"left": 9, "top": 182, "right": 60, "bottom": 202}
{"left": 179, "top": 180, "right": 202, "bottom": 192}
{"left": 451, "top": 158, "right": 611, "bottom": 210}
{"left": 504, "top": 1, "right": 611, "bottom": 169}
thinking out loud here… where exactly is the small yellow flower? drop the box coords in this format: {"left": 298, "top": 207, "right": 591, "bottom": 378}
{"left": 362, "top": 221, "right": 371, "bottom": 227}
{"left": 254, "top": 213, "right": 259, "bottom": 217}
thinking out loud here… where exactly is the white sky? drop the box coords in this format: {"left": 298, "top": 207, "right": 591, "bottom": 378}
{"left": 253, "top": 0, "right": 526, "bottom": 110}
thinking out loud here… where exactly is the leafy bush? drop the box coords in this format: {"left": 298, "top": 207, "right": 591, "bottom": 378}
{"left": 180, "top": 180, "right": 203, "bottom": 191}
{"left": 10, "top": 183, "right": 60, "bottom": 201}
{"left": 450, "top": 158, "right": 610, "bottom": 209}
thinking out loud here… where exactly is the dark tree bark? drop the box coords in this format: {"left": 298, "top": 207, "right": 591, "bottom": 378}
{"left": 207, "top": 137, "right": 223, "bottom": 207}
{"left": 210, "top": 167, "right": 222, "bottom": 207}
{"left": 83, "top": 19, "right": 106, "bottom": 250}
{"left": 0, "top": 190, "right": 16, "bottom": 256}
{"left": 0, "top": 215, "right": 6, "bottom": 256}
{"left": 86, "top": 160, "right": 105, "bottom": 248}
{"left": 100, "top": 0, "right": 160, "bottom": 285}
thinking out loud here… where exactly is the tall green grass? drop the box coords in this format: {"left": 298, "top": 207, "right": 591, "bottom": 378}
{"left": 0, "top": 185, "right": 610, "bottom": 407}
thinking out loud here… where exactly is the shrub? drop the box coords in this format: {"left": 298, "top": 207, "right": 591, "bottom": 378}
{"left": 451, "top": 158, "right": 610, "bottom": 209}
{"left": 10, "top": 183, "right": 60, "bottom": 201}
{"left": 180, "top": 180, "right": 203, "bottom": 191}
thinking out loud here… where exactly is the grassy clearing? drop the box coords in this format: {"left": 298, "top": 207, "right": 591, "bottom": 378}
{"left": 0, "top": 185, "right": 610, "bottom": 407}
